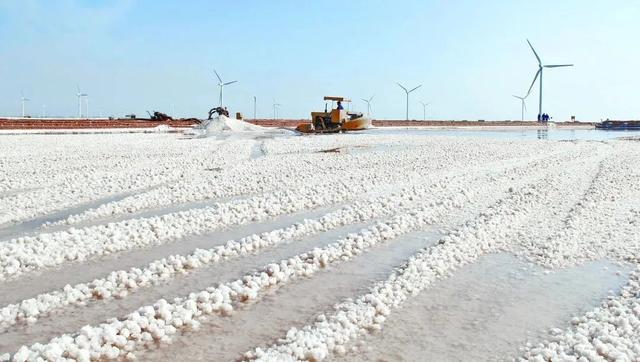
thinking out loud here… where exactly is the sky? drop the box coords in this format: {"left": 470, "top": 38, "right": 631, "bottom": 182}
{"left": 0, "top": 0, "right": 639, "bottom": 121}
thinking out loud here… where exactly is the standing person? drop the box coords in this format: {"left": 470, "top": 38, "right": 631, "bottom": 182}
{"left": 537, "top": 113, "right": 542, "bottom": 122}
{"left": 336, "top": 101, "right": 344, "bottom": 110}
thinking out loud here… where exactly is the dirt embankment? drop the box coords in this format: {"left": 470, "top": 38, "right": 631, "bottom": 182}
{"left": 0, "top": 118, "right": 199, "bottom": 130}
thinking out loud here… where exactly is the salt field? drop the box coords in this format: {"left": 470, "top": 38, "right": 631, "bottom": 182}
{"left": 0, "top": 128, "right": 638, "bottom": 361}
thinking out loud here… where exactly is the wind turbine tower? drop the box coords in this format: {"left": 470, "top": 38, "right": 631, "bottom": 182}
{"left": 84, "top": 95, "right": 89, "bottom": 118}
{"left": 397, "top": 83, "right": 422, "bottom": 121}
{"left": 214, "top": 69, "right": 237, "bottom": 107}
{"left": 76, "top": 86, "right": 88, "bottom": 118}
{"left": 419, "top": 101, "right": 430, "bottom": 121}
{"left": 253, "top": 96, "right": 257, "bottom": 119}
{"left": 20, "top": 91, "right": 30, "bottom": 118}
{"left": 272, "top": 99, "right": 282, "bottom": 120}
{"left": 361, "top": 96, "right": 374, "bottom": 116}
{"left": 525, "top": 39, "right": 573, "bottom": 120}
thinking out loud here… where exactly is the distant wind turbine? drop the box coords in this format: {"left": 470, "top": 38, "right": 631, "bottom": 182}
{"left": 272, "top": 99, "right": 282, "bottom": 120}
{"left": 361, "top": 95, "right": 374, "bottom": 116}
{"left": 253, "top": 96, "right": 257, "bottom": 119}
{"left": 397, "top": 83, "right": 422, "bottom": 121}
{"left": 525, "top": 39, "right": 573, "bottom": 120}
{"left": 214, "top": 69, "right": 237, "bottom": 107}
{"left": 512, "top": 94, "right": 528, "bottom": 121}
{"left": 419, "top": 101, "right": 430, "bottom": 121}
{"left": 76, "top": 85, "right": 88, "bottom": 118}
{"left": 20, "top": 91, "right": 30, "bottom": 118}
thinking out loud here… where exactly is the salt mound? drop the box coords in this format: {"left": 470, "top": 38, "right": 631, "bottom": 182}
{"left": 186, "top": 116, "right": 294, "bottom": 137}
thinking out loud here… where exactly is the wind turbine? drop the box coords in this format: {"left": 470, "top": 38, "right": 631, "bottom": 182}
{"left": 361, "top": 95, "right": 374, "bottom": 116}
{"left": 419, "top": 101, "right": 430, "bottom": 121}
{"left": 253, "top": 96, "right": 257, "bottom": 119}
{"left": 397, "top": 83, "right": 422, "bottom": 121}
{"left": 525, "top": 39, "right": 573, "bottom": 120}
{"left": 76, "top": 86, "right": 88, "bottom": 118}
{"left": 20, "top": 91, "right": 30, "bottom": 118}
{"left": 512, "top": 94, "right": 528, "bottom": 121}
{"left": 214, "top": 69, "right": 237, "bottom": 107}
{"left": 272, "top": 99, "right": 282, "bottom": 120}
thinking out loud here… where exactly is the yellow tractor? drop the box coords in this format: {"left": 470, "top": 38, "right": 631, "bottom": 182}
{"left": 296, "top": 96, "right": 372, "bottom": 133}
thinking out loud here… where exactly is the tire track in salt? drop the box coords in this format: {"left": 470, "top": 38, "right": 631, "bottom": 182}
{"left": 0, "top": 176, "right": 372, "bottom": 282}
{"left": 0, "top": 205, "right": 339, "bottom": 306}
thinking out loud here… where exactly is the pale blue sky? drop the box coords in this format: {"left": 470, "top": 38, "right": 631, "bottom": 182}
{"left": 1, "top": 1, "right": 638, "bottom": 121}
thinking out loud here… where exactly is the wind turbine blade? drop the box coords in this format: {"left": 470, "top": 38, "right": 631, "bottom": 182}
{"left": 409, "top": 84, "right": 422, "bottom": 93}
{"left": 361, "top": 98, "right": 368, "bottom": 102}
{"left": 526, "top": 39, "right": 542, "bottom": 65}
{"left": 527, "top": 68, "right": 541, "bottom": 96}
{"left": 512, "top": 95, "right": 521, "bottom": 99}
{"left": 214, "top": 69, "right": 223, "bottom": 83}
{"left": 524, "top": 102, "right": 527, "bottom": 112}
{"left": 397, "top": 83, "right": 408, "bottom": 92}
{"left": 223, "top": 80, "right": 238, "bottom": 86}
{"left": 369, "top": 95, "right": 374, "bottom": 102}
{"left": 544, "top": 64, "right": 573, "bottom": 68}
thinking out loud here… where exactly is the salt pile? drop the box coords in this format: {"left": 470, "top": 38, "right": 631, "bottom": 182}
{"left": 186, "top": 115, "right": 295, "bottom": 137}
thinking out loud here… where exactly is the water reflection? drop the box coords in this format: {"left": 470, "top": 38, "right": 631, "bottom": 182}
{"left": 364, "top": 128, "right": 640, "bottom": 141}
{"left": 537, "top": 129, "right": 548, "bottom": 140}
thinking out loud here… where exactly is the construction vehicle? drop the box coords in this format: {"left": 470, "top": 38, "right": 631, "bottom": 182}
{"left": 146, "top": 111, "right": 173, "bottom": 122}
{"left": 295, "top": 96, "right": 372, "bottom": 133}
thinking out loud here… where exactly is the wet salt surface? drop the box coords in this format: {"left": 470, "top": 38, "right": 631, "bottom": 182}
{"left": 364, "top": 127, "right": 640, "bottom": 141}
{"left": 0, "top": 189, "right": 143, "bottom": 241}
{"left": 141, "top": 229, "right": 441, "bottom": 361}
{"left": 333, "top": 253, "right": 631, "bottom": 362}
{"left": 0, "top": 216, "right": 376, "bottom": 353}
{"left": 44, "top": 193, "right": 251, "bottom": 233}
{"left": 0, "top": 205, "right": 340, "bottom": 306}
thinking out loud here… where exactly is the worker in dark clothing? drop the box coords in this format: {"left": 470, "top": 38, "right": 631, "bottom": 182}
{"left": 336, "top": 101, "right": 344, "bottom": 110}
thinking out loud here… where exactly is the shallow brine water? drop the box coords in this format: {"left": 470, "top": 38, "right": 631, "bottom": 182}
{"left": 332, "top": 253, "right": 631, "bottom": 362}
{"left": 364, "top": 127, "right": 640, "bottom": 141}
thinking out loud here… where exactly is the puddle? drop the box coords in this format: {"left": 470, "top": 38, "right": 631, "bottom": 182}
{"left": 333, "top": 253, "right": 631, "bottom": 362}
{"left": 139, "top": 229, "right": 441, "bottom": 361}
